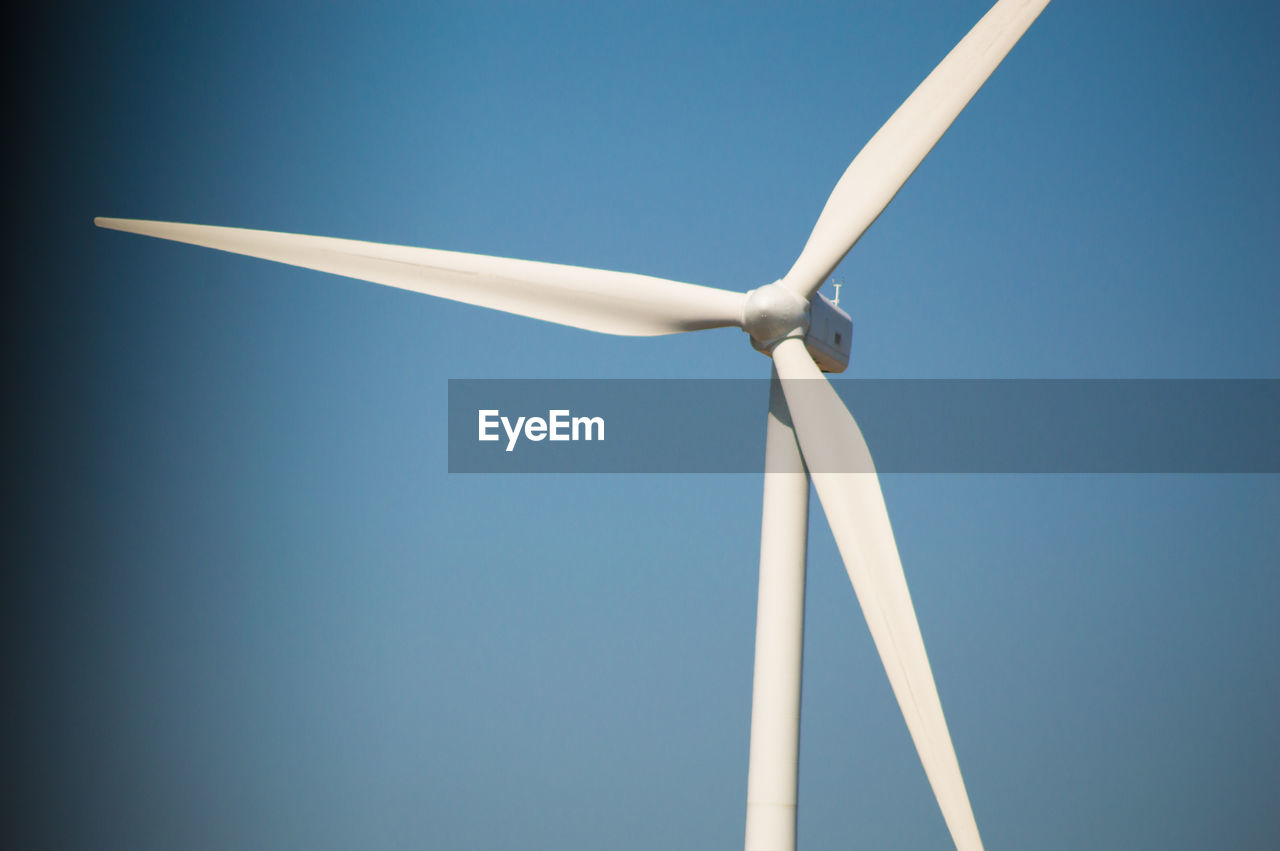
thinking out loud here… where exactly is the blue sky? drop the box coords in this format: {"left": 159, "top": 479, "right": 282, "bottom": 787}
{"left": 7, "top": 1, "right": 1278, "bottom": 848}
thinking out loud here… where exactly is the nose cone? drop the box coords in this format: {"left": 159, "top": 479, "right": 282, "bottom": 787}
{"left": 742, "top": 281, "right": 810, "bottom": 352}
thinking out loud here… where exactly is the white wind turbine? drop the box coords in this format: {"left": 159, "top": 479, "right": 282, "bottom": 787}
{"left": 96, "top": 1, "right": 1051, "bottom": 847}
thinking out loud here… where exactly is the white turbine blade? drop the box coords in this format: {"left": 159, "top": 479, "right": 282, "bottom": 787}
{"left": 95, "top": 218, "right": 746, "bottom": 337}
{"left": 780, "top": 0, "right": 1050, "bottom": 300}
{"left": 771, "top": 336, "right": 983, "bottom": 851}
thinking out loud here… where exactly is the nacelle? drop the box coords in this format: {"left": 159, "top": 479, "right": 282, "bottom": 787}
{"left": 804, "top": 292, "right": 851, "bottom": 373}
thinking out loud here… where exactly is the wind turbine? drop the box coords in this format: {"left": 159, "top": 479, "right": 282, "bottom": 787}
{"left": 96, "top": 1, "right": 1051, "bottom": 847}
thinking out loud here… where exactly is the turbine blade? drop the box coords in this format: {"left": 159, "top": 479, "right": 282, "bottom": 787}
{"left": 771, "top": 336, "right": 984, "bottom": 851}
{"left": 95, "top": 218, "right": 745, "bottom": 337}
{"left": 781, "top": 0, "right": 1051, "bottom": 299}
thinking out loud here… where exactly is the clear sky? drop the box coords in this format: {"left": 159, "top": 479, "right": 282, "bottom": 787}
{"left": 6, "top": 1, "right": 1278, "bottom": 848}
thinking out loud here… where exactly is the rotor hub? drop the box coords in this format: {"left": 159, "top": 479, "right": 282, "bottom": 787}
{"left": 742, "top": 281, "right": 810, "bottom": 354}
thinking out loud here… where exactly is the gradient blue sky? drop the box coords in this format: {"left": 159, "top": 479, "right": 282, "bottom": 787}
{"left": 7, "top": 1, "right": 1278, "bottom": 848}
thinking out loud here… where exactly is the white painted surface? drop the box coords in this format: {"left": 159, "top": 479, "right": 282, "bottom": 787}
{"left": 773, "top": 337, "right": 984, "bottom": 851}
{"left": 744, "top": 371, "right": 810, "bottom": 851}
{"left": 94, "top": 218, "right": 745, "bottom": 337}
{"left": 781, "top": 0, "right": 1052, "bottom": 300}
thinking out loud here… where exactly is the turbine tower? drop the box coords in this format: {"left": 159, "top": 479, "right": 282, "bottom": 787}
{"left": 96, "top": 2, "right": 1052, "bottom": 847}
